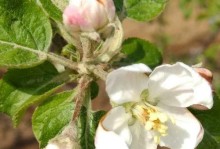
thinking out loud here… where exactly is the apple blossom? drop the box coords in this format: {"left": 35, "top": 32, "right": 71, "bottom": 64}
{"left": 63, "top": 0, "right": 115, "bottom": 32}
{"left": 95, "top": 62, "right": 213, "bottom": 149}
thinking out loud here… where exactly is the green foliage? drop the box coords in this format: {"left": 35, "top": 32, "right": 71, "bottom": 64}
{"left": 191, "top": 94, "right": 220, "bottom": 149}
{"left": 90, "top": 81, "right": 99, "bottom": 100}
{"left": 38, "top": 0, "right": 68, "bottom": 22}
{"left": 79, "top": 106, "right": 106, "bottom": 149}
{"left": 0, "top": 62, "right": 70, "bottom": 126}
{"left": 0, "top": 0, "right": 52, "bottom": 68}
{"left": 124, "top": 0, "right": 167, "bottom": 21}
{"left": 77, "top": 87, "right": 106, "bottom": 149}
{"left": 113, "top": 0, "right": 124, "bottom": 13}
{"left": 120, "top": 38, "right": 163, "bottom": 69}
{"left": 32, "top": 91, "right": 76, "bottom": 148}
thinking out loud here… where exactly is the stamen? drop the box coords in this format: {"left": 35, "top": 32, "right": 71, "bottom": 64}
{"left": 125, "top": 89, "right": 175, "bottom": 144}
{"left": 131, "top": 102, "right": 170, "bottom": 144}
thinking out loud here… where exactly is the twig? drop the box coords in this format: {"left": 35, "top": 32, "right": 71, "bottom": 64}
{"left": 47, "top": 52, "right": 78, "bottom": 71}
{"left": 72, "top": 75, "right": 92, "bottom": 121}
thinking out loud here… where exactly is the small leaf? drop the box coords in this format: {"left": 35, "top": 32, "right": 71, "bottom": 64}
{"left": 32, "top": 91, "right": 76, "bottom": 148}
{"left": 77, "top": 87, "right": 106, "bottom": 149}
{"left": 191, "top": 94, "right": 220, "bottom": 148}
{"left": 120, "top": 38, "right": 162, "bottom": 69}
{"left": 0, "top": 0, "right": 52, "bottom": 68}
{"left": 38, "top": 0, "right": 69, "bottom": 22}
{"left": 113, "top": 0, "right": 124, "bottom": 13}
{"left": 0, "top": 62, "right": 71, "bottom": 126}
{"left": 90, "top": 81, "right": 99, "bottom": 100}
{"left": 124, "top": 0, "right": 167, "bottom": 21}
{"left": 79, "top": 106, "right": 106, "bottom": 149}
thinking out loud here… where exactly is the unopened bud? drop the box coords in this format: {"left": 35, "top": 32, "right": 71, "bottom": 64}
{"left": 192, "top": 68, "right": 214, "bottom": 110}
{"left": 63, "top": 0, "right": 115, "bottom": 32}
{"left": 195, "top": 68, "right": 213, "bottom": 84}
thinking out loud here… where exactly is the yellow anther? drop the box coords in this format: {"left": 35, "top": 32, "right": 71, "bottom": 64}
{"left": 156, "top": 124, "right": 168, "bottom": 134}
{"left": 149, "top": 112, "right": 159, "bottom": 121}
{"left": 130, "top": 100, "right": 172, "bottom": 144}
{"left": 158, "top": 113, "right": 168, "bottom": 123}
{"left": 145, "top": 121, "right": 154, "bottom": 130}
{"left": 127, "top": 89, "right": 175, "bottom": 144}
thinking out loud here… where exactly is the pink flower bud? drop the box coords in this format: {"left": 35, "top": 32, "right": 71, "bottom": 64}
{"left": 63, "top": 0, "right": 115, "bottom": 32}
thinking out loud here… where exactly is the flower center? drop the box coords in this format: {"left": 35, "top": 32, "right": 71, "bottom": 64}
{"left": 127, "top": 89, "right": 172, "bottom": 144}
{"left": 131, "top": 103, "right": 168, "bottom": 143}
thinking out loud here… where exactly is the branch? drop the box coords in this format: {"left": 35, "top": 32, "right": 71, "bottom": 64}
{"left": 72, "top": 75, "right": 92, "bottom": 121}
{"left": 47, "top": 52, "right": 78, "bottom": 71}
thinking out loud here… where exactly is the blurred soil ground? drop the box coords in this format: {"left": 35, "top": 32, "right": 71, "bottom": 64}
{"left": 0, "top": 1, "right": 220, "bottom": 149}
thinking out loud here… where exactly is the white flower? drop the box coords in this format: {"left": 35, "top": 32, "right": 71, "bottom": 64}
{"left": 63, "top": 0, "right": 115, "bottom": 32}
{"left": 95, "top": 62, "right": 213, "bottom": 149}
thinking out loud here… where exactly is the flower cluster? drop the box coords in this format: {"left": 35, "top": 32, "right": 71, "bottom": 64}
{"left": 95, "top": 63, "right": 213, "bottom": 149}
{"left": 62, "top": 1, "right": 213, "bottom": 149}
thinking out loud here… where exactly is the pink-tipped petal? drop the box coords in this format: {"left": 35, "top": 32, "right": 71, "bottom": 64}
{"left": 148, "top": 62, "right": 213, "bottom": 109}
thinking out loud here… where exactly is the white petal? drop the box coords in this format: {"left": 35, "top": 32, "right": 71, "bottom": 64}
{"left": 95, "top": 106, "right": 131, "bottom": 149}
{"left": 45, "top": 144, "right": 59, "bottom": 149}
{"left": 95, "top": 125, "right": 129, "bottom": 149}
{"left": 129, "top": 122, "right": 157, "bottom": 149}
{"left": 83, "top": 0, "right": 108, "bottom": 30}
{"left": 148, "top": 62, "right": 213, "bottom": 108}
{"left": 158, "top": 103, "right": 204, "bottom": 149}
{"left": 102, "top": 106, "right": 132, "bottom": 146}
{"left": 103, "top": 0, "right": 116, "bottom": 22}
{"left": 106, "top": 64, "right": 151, "bottom": 104}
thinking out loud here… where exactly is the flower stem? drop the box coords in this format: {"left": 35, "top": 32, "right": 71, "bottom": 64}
{"left": 47, "top": 52, "right": 78, "bottom": 70}
{"left": 72, "top": 75, "right": 92, "bottom": 121}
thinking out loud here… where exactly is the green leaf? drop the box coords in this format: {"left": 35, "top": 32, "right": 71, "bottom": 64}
{"left": 0, "top": 0, "right": 52, "bottom": 68}
{"left": 191, "top": 94, "right": 220, "bottom": 148}
{"left": 77, "top": 87, "right": 106, "bottom": 149}
{"left": 113, "top": 0, "right": 124, "bottom": 13}
{"left": 79, "top": 106, "right": 106, "bottom": 149}
{"left": 32, "top": 91, "right": 76, "bottom": 148}
{"left": 38, "top": 0, "right": 69, "bottom": 22}
{"left": 120, "top": 38, "right": 162, "bottom": 69}
{"left": 0, "top": 62, "right": 70, "bottom": 126}
{"left": 90, "top": 81, "right": 99, "bottom": 100}
{"left": 124, "top": 0, "right": 167, "bottom": 21}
